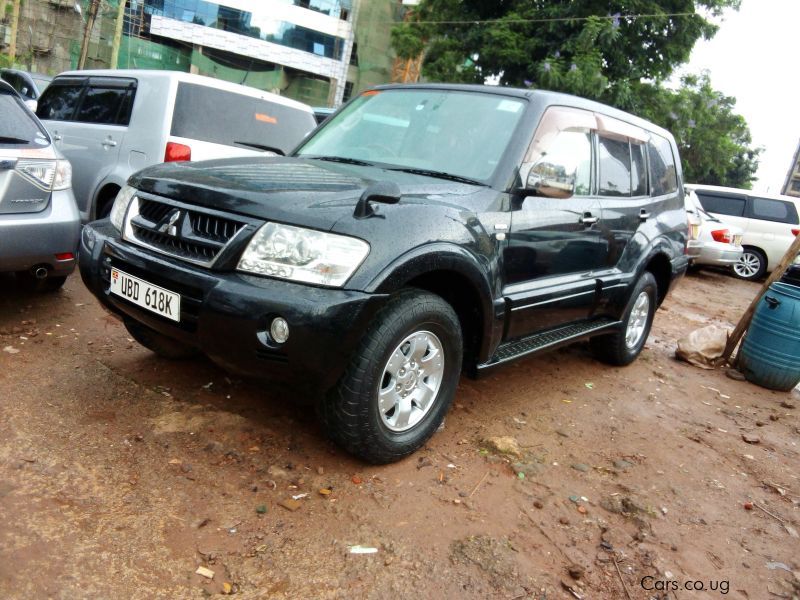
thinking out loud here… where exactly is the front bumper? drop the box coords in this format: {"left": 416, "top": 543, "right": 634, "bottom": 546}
{"left": 79, "top": 221, "right": 388, "bottom": 393}
{"left": 691, "top": 241, "right": 743, "bottom": 267}
{"left": 0, "top": 188, "right": 80, "bottom": 274}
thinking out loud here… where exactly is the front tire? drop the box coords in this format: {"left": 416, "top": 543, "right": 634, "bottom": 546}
{"left": 733, "top": 247, "right": 767, "bottom": 281}
{"left": 591, "top": 271, "right": 657, "bottom": 366}
{"left": 124, "top": 319, "right": 200, "bottom": 359}
{"left": 320, "top": 289, "right": 463, "bottom": 464}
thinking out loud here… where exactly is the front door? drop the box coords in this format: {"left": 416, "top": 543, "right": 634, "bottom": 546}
{"left": 502, "top": 118, "right": 607, "bottom": 340}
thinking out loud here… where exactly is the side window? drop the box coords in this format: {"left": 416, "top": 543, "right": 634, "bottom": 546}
{"left": 751, "top": 197, "right": 798, "bottom": 224}
{"left": 695, "top": 192, "right": 746, "bottom": 217}
{"left": 524, "top": 105, "right": 597, "bottom": 197}
{"left": 529, "top": 129, "right": 592, "bottom": 195}
{"left": 36, "top": 84, "right": 84, "bottom": 121}
{"left": 598, "top": 136, "right": 631, "bottom": 197}
{"left": 631, "top": 142, "right": 647, "bottom": 196}
{"left": 75, "top": 86, "right": 133, "bottom": 125}
{"left": 648, "top": 134, "right": 678, "bottom": 196}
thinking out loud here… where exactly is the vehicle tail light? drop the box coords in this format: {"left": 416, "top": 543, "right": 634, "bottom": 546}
{"left": 164, "top": 142, "right": 191, "bottom": 162}
{"left": 54, "top": 252, "right": 75, "bottom": 261}
{"left": 710, "top": 229, "right": 733, "bottom": 244}
{"left": 792, "top": 228, "right": 800, "bottom": 236}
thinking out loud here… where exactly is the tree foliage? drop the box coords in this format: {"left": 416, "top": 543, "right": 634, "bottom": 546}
{"left": 392, "top": 0, "right": 760, "bottom": 188}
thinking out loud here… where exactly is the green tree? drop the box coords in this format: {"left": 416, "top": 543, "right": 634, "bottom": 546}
{"left": 644, "top": 74, "right": 761, "bottom": 187}
{"left": 392, "top": 0, "right": 760, "bottom": 188}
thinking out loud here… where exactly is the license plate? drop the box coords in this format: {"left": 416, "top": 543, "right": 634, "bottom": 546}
{"left": 110, "top": 268, "right": 181, "bottom": 322}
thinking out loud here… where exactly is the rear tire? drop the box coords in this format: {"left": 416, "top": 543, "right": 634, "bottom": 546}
{"left": 590, "top": 271, "right": 657, "bottom": 366}
{"left": 733, "top": 247, "right": 767, "bottom": 281}
{"left": 319, "top": 289, "right": 463, "bottom": 464}
{"left": 124, "top": 319, "right": 200, "bottom": 359}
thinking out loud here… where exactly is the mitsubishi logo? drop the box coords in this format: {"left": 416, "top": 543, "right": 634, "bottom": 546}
{"left": 156, "top": 209, "right": 181, "bottom": 237}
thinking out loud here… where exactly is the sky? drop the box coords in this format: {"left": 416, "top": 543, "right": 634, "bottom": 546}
{"left": 676, "top": 0, "right": 800, "bottom": 193}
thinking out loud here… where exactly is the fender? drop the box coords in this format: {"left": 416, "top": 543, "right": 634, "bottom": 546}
{"left": 364, "top": 243, "right": 503, "bottom": 363}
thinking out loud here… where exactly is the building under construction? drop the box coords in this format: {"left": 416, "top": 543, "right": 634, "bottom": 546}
{"left": 0, "top": 0, "right": 416, "bottom": 106}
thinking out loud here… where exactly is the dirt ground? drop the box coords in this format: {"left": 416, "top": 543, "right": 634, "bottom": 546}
{"left": 1, "top": 269, "right": 798, "bottom": 600}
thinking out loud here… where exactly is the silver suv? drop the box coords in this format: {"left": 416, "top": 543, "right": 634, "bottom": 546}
{"left": 36, "top": 70, "right": 317, "bottom": 222}
{"left": 0, "top": 80, "right": 79, "bottom": 291}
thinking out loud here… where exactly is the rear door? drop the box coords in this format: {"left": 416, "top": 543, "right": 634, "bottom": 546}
{"left": 37, "top": 76, "right": 136, "bottom": 216}
{"left": 594, "top": 130, "right": 680, "bottom": 309}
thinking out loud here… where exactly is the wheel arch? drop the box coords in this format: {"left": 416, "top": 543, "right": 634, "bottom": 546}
{"left": 365, "top": 245, "right": 498, "bottom": 368}
{"left": 642, "top": 251, "right": 672, "bottom": 307}
{"left": 93, "top": 182, "right": 123, "bottom": 220}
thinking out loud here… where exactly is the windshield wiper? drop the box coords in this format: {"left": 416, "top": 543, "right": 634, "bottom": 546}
{"left": 0, "top": 136, "right": 30, "bottom": 144}
{"left": 386, "top": 167, "right": 485, "bottom": 186}
{"left": 307, "top": 155, "right": 374, "bottom": 167}
{"left": 233, "top": 141, "right": 284, "bottom": 155}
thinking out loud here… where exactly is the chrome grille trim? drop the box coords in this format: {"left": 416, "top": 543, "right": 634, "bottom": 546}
{"left": 123, "top": 195, "right": 250, "bottom": 267}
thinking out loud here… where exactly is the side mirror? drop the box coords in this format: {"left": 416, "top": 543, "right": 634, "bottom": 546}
{"left": 520, "top": 160, "right": 576, "bottom": 199}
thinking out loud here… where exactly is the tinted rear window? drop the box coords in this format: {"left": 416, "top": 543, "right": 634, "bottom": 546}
{"left": 170, "top": 83, "right": 316, "bottom": 154}
{"left": 598, "top": 136, "right": 632, "bottom": 197}
{"left": 76, "top": 86, "right": 134, "bottom": 125}
{"left": 695, "top": 191, "right": 746, "bottom": 217}
{"left": 750, "top": 197, "right": 799, "bottom": 224}
{"left": 0, "top": 93, "right": 49, "bottom": 148}
{"left": 648, "top": 134, "right": 678, "bottom": 196}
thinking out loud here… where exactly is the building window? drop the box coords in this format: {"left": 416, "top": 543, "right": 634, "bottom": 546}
{"left": 792, "top": 180, "right": 800, "bottom": 192}
{"left": 144, "top": 0, "right": 347, "bottom": 60}
{"left": 343, "top": 81, "right": 354, "bottom": 102}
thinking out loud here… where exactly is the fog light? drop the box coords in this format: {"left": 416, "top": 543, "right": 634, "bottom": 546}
{"left": 82, "top": 226, "right": 96, "bottom": 251}
{"left": 270, "top": 317, "right": 290, "bottom": 343}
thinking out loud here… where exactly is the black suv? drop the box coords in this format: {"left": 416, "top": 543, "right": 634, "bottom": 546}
{"left": 79, "top": 84, "right": 688, "bottom": 463}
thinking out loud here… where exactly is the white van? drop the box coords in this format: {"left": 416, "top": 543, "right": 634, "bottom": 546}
{"left": 689, "top": 183, "right": 800, "bottom": 280}
{"left": 36, "top": 70, "right": 316, "bottom": 221}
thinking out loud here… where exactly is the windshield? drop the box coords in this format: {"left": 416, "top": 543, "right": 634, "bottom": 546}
{"left": 296, "top": 89, "right": 527, "bottom": 183}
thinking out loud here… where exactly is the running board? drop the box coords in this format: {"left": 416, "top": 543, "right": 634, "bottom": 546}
{"left": 477, "top": 318, "right": 621, "bottom": 370}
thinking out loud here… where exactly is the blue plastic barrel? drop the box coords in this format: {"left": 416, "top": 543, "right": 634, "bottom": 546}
{"left": 739, "top": 282, "right": 800, "bottom": 391}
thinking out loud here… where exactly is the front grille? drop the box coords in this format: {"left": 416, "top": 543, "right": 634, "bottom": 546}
{"left": 125, "top": 196, "right": 249, "bottom": 267}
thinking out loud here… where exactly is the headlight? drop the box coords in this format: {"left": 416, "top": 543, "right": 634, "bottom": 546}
{"left": 109, "top": 185, "right": 137, "bottom": 230}
{"left": 52, "top": 160, "right": 72, "bottom": 190}
{"left": 238, "top": 223, "right": 369, "bottom": 287}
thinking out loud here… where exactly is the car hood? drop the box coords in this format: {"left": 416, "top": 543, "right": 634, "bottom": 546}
{"left": 128, "top": 156, "right": 485, "bottom": 231}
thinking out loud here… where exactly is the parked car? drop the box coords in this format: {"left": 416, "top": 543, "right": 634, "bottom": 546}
{"left": 35, "top": 70, "right": 317, "bottom": 222}
{"left": 0, "top": 80, "right": 79, "bottom": 291}
{"left": 684, "top": 189, "right": 743, "bottom": 269}
{"left": 690, "top": 183, "right": 800, "bottom": 280}
{"left": 79, "top": 84, "right": 689, "bottom": 463}
{"left": 0, "top": 68, "right": 52, "bottom": 111}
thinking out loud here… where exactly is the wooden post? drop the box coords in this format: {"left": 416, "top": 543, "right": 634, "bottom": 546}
{"left": 7, "top": 0, "right": 20, "bottom": 62}
{"left": 722, "top": 233, "right": 800, "bottom": 362}
{"left": 109, "top": 0, "right": 126, "bottom": 69}
{"left": 77, "top": 0, "right": 101, "bottom": 70}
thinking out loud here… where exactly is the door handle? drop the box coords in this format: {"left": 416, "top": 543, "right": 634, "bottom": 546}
{"left": 102, "top": 139, "right": 117, "bottom": 148}
{"left": 580, "top": 214, "right": 599, "bottom": 225}
{"left": 765, "top": 296, "right": 781, "bottom": 309}
{"left": 52, "top": 134, "right": 62, "bottom": 141}
{"left": 639, "top": 210, "right": 651, "bottom": 221}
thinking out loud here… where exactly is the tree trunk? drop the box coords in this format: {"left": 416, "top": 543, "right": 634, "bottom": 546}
{"left": 110, "top": 0, "right": 127, "bottom": 69}
{"left": 78, "top": 0, "right": 101, "bottom": 70}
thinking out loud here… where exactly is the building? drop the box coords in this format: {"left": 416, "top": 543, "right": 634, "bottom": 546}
{"left": 1, "top": 0, "right": 401, "bottom": 107}
{"left": 782, "top": 139, "right": 800, "bottom": 198}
